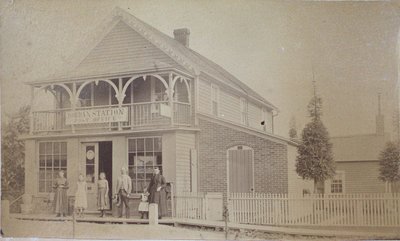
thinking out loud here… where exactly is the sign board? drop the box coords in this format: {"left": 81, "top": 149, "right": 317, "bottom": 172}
{"left": 160, "top": 103, "right": 171, "bottom": 117}
{"left": 66, "top": 107, "right": 128, "bottom": 125}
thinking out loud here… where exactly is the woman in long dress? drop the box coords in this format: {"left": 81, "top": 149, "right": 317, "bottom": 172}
{"left": 147, "top": 167, "right": 167, "bottom": 219}
{"left": 97, "top": 172, "right": 109, "bottom": 217}
{"left": 53, "top": 170, "right": 69, "bottom": 217}
{"left": 74, "top": 173, "right": 87, "bottom": 217}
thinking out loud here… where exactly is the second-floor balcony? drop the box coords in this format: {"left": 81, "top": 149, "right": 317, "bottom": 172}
{"left": 32, "top": 101, "right": 191, "bottom": 133}
{"left": 29, "top": 71, "right": 193, "bottom": 135}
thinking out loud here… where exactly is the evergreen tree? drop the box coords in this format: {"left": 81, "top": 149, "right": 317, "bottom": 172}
{"left": 1, "top": 105, "right": 30, "bottom": 200}
{"left": 289, "top": 116, "right": 298, "bottom": 139}
{"left": 378, "top": 141, "right": 400, "bottom": 191}
{"left": 295, "top": 85, "right": 335, "bottom": 193}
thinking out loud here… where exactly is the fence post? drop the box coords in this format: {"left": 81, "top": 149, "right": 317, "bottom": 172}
{"left": 2, "top": 200, "right": 10, "bottom": 222}
{"left": 149, "top": 203, "right": 159, "bottom": 225}
{"left": 72, "top": 208, "right": 76, "bottom": 238}
{"left": 170, "top": 183, "right": 175, "bottom": 218}
{"left": 203, "top": 193, "right": 207, "bottom": 220}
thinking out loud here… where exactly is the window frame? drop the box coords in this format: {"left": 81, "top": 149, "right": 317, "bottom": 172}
{"left": 240, "top": 97, "right": 248, "bottom": 125}
{"left": 210, "top": 84, "right": 220, "bottom": 117}
{"left": 331, "top": 171, "right": 345, "bottom": 194}
{"left": 38, "top": 141, "right": 68, "bottom": 194}
{"left": 127, "top": 136, "right": 163, "bottom": 193}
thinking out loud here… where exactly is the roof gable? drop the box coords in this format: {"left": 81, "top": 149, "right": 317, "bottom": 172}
{"left": 72, "top": 20, "right": 184, "bottom": 77}
{"left": 32, "top": 7, "right": 277, "bottom": 110}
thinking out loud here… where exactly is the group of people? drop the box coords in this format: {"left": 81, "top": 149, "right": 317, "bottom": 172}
{"left": 52, "top": 170, "right": 109, "bottom": 217}
{"left": 115, "top": 166, "right": 168, "bottom": 219}
{"left": 52, "top": 166, "right": 168, "bottom": 219}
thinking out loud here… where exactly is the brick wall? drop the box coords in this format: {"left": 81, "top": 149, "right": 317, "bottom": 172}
{"left": 198, "top": 118, "right": 288, "bottom": 196}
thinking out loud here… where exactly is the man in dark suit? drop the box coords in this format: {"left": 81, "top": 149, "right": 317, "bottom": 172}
{"left": 115, "top": 167, "right": 132, "bottom": 218}
{"left": 147, "top": 167, "right": 167, "bottom": 219}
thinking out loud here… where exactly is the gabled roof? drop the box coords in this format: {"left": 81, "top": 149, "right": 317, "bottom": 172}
{"left": 331, "top": 133, "right": 391, "bottom": 162}
{"left": 28, "top": 7, "right": 277, "bottom": 110}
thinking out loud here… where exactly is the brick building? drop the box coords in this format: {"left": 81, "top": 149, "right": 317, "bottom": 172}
{"left": 21, "top": 8, "right": 306, "bottom": 215}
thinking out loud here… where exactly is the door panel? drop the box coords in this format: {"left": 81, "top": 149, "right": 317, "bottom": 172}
{"left": 228, "top": 148, "right": 253, "bottom": 193}
{"left": 83, "top": 143, "right": 99, "bottom": 212}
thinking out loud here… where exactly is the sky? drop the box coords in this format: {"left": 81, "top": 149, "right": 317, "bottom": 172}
{"left": 1, "top": 0, "right": 399, "bottom": 138}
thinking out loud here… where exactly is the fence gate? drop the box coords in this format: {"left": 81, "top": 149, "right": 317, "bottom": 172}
{"left": 228, "top": 146, "right": 254, "bottom": 193}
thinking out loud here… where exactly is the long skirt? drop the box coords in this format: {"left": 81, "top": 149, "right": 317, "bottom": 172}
{"left": 54, "top": 188, "right": 68, "bottom": 214}
{"left": 97, "top": 187, "right": 109, "bottom": 210}
{"left": 149, "top": 189, "right": 167, "bottom": 216}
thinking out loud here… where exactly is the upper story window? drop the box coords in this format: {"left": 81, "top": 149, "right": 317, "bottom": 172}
{"left": 211, "top": 84, "right": 219, "bottom": 116}
{"left": 77, "top": 81, "right": 118, "bottom": 107}
{"left": 261, "top": 108, "right": 267, "bottom": 132}
{"left": 240, "top": 97, "right": 248, "bottom": 125}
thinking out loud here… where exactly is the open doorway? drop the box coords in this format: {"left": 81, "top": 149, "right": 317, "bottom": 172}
{"left": 99, "top": 141, "right": 112, "bottom": 210}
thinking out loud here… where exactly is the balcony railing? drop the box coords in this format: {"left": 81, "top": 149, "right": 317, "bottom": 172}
{"left": 31, "top": 101, "right": 191, "bottom": 134}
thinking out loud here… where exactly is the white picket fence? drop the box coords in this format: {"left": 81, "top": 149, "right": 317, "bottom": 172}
{"left": 174, "top": 192, "right": 206, "bottom": 219}
{"left": 174, "top": 192, "right": 224, "bottom": 220}
{"left": 229, "top": 192, "right": 400, "bottom": 227}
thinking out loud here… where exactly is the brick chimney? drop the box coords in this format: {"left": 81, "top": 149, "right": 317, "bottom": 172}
{"left": 173, "top": 28, "right": 190, "bottom": 47}
{"left": 376, "top": 93, "right": 385, "bottom": 135}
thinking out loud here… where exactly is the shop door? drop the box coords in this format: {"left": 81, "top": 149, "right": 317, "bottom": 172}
{"left": 82, "top": 143, "right": 99, "bottom": 212}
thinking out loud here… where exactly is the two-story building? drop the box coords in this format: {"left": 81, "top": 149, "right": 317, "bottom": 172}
{"left": 22, "top": 8, "right": 305, "bottom": 215}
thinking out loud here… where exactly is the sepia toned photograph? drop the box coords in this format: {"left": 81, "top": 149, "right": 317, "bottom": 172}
{"left": 1, "top": 0, "right": 400, "bottom": 240}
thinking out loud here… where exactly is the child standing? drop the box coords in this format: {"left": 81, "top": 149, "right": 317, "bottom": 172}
{"left": 97, "top": 172, "right": 109, "bottom": 217}
{"left": 74, "top": 173, "right": 87, "bottom": 218}
{"left": 138, "top": 187, "right": 149, "bottom": 219}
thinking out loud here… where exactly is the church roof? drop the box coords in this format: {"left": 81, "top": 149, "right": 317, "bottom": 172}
{"left": 331, "top": 133, "right": 391, "bottom": 162}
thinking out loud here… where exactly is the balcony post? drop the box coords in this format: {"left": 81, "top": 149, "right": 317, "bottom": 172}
{"left": 168, "top": 73, "right": 174, "bottom": 126}
{"left": 118, "top": 78, "right": 123, "bottom": 131}
{"left": 71, "top": 82, "right": 77, "bottom": 134}
{"left": 29, "top": 86, "right": 34, "bottom": 135}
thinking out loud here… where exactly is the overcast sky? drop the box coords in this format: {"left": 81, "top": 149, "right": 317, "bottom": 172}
{"left": 1, "top": 0, "right": 399, "bottom": 138}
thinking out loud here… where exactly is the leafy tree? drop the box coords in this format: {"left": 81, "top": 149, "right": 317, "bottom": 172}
{"left": 378, "top": 141, "right": 400, "bottom": 192}
{"left": 295, "top": 89, "right": 335, "bottom": 193}
{"left": 1, "top": 105, "right": 30, "bottom": 200}
{"left": 289, "top": 116, "right": 298, "bottom": 139}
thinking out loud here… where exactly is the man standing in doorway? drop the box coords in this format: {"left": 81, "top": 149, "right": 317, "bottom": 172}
{"left": 147, "top": 167, "right": 167, "bottom": 219}
{"left": 116, "top": 167, "right": 132, "bottom": 218}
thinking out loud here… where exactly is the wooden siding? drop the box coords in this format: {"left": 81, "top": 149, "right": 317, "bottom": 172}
{"left": 220, "top": 90, "right": 240, "bottom": 123}
{"left": 198, "top": 79, "right": 211, "bottom": 114}
{"left": 331, "top": 161, "right": 386, "bottom": 193}
{"left": 248, "top": 102, "right": 262, "bottom": 130}
{"left": 175, "top": 132, "right": 196, "bottom": 192}
{"left": 75, "top": 21, "right": 182, "bottom": 75}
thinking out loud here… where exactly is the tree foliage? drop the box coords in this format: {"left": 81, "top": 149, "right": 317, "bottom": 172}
{"left": 1, "top": 105, "right": 30, "bottom": 199}
{"left": 289, "top": 116, "right": 298, "bottom": 139}
{"left": 295, "top": 94, "right": 335, "bottom": 192}
{"left": 378, "top": 141, "right": 400, "bottom": 183}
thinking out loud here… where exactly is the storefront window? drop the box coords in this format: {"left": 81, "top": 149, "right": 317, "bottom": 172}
{"left": 38, "top": 142, "right": 67, "bottom": 193}
{"left": 128, "top": 137, "right": 162, "bottom": 193}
